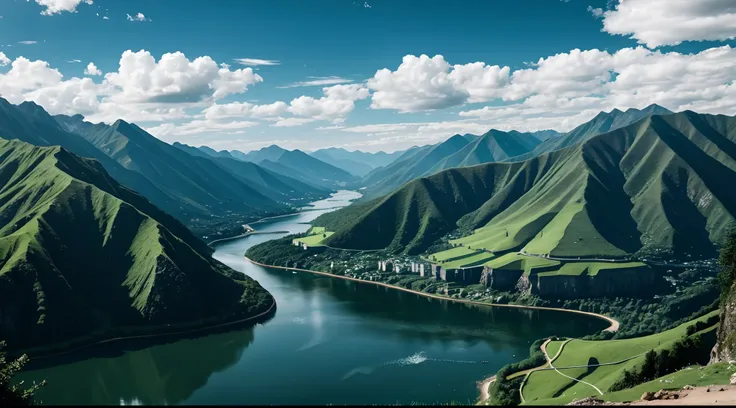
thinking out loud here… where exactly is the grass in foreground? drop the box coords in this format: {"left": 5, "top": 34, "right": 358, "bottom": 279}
{"left": 522, "top": 311, "right": 719, "bottom": 405}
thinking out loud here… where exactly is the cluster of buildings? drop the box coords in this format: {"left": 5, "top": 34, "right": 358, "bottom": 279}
{"left": 374, "top": 259, "right": 484, "bottom": 285}
{"left": 377, "top": 260, "right": 432, "bottom": 277}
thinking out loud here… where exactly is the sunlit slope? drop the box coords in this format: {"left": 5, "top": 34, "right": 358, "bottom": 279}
{"left": 0, "top": 138, "right": 272, "bottom": 349}
{"left": 314, "top": 112, "right": 736, "bottom": 256}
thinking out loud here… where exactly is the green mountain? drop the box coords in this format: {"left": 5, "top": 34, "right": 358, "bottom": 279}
{"left": 359, "top": 130, "right": 545, "bottom": 199}
{"left": 519, "top": 104, "right": 674, "bottom": 161}
{"left": 0, "top": 138, "right": 273, "bottom": 350}
{"left": 53, "top": 114, "right": 288, "bottom": 233}
{"left": 172, "top": 142, "right": 328, "bottom": 205}
{"left": 309, "top": 148, "right": 406, "bottom": 177}
{"left": 234, "top": 145, "right": 359, "bottom": 189}
{"left": 314, "top": 111, "right": 736, "bottom": 256}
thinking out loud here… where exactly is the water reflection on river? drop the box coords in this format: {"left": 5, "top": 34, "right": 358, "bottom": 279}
{"left": 19, "top": 191, "right": 607, "bottom": 405}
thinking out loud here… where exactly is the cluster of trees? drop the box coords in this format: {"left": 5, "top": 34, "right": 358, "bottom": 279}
{"left": 610, "top": 332, "right": 713, "bottom": 392}
{"left": 0, "top": 343, "right": 43, "bottom": 405}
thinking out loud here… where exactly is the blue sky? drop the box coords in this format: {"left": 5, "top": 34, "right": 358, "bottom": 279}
{"left": 1, "top": 0, "right": 735, "bottom": 152}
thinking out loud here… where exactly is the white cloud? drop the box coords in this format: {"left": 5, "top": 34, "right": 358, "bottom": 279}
{"left": 278, "top": 76, "right": 353, "bottom": 88}
{"left": 234, "top": 58, "right": 280, "bottom": 66}
{"left": 145, "top": 119, "right": 259, "bottom": 140}
{"left": 66, "top": 59, "right": 82, "bottom": 63}
{"left": 0, "top": 50, "right": 264, "bottom": 124}
{"left": 287, "top": 84, "right": 369, "bottom": 122}
{"left": 587, "top": 6, "right": 604, "bottom": 18}
{"left": 204, "top": 101, "right": 288, "bottom": 120}
{"left": 102, "top": 50, "right": 262, "bottom": 105}
{"left": 103, "top": 16, "right": 109, "bottom": 20}
{"left": 18, "top": 41, "right": 38, "bottom": 45}
{"left": 84, "top": 62, "right": 102, "bottom": 76}
{"left": 367, "top": 54, "right": 510, "bottom": 112}
{"left": 271, "top": 117, "right": 316, "bottom": 127}
{"left": 126, "top": 12, "right": 149, "bottom": 22}
{"left": 600, "top": 0, "right": 736, "bottom": 48}
{"left": 0, "top": 52, "right": 10, "bottom": 66}
{"left": 34, "top": 0, "right": 93, "bottom": 15}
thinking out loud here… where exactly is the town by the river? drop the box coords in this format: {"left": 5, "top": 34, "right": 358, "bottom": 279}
{"left": 17, "top": 191, "right": 608, "bottom": 406}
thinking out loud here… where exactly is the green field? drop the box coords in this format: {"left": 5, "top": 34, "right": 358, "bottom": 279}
{"left": 521, "top": 311, "right": 720, "bottom": 405}
{"left": 536, "top": 261, "right": 648, "bottom": 277}
{"left": 295, "top": 229, "right": 334, "bottom": 246}
{"left": 429, "top": 246, "right": 478, "bottom": 262}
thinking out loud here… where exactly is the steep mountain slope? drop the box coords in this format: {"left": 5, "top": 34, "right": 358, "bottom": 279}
{"left": 436, "top": 129, "right": 543, "bottom": 169}
{"left": 54, "top": 114, "right": 288, "bottom": 231}
{"left": 310, "top": 148, "right": 407, "bottom": 177}
{"left": 0, "top": 101, "right": 180, "bottom": 225}
{"left": 0, "top": 138, "right": 273, "bottom": 350}
{"left": 518, "top": 104, "right": 674, "bottom": 161}
{"left": 172, "top": 142, "right": 328, "bottom": 204}
{"left": 359, "top": 134, "right": 473, "bottom": 198}
{"left": 197, "top": 145, "right": 237, "bottom": 160}
{"left": 314, "top": 111, "right": 736, "bottom": 256}
{"left": 234, "top": 145, "right": 358, "bottom": 189}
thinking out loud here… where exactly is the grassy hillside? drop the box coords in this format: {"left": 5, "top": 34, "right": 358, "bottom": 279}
{"left": 314, "top": 111, "right": 736, "bottom": 257}
{"left": 521, "top": 312, "right": 718, "bottom": 405}
{"left": 0, "top": 138, "right": 273, "bottom": 351}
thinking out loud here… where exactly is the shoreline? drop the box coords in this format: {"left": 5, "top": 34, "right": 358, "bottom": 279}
{"left": 21, "top": 296, "right": 277, "bottom": 360}
{"left": 243, "top": 256, "right": 620, "bottom": 332}
{"left": 245, "top": 256, "right": 619, "bottom": 404}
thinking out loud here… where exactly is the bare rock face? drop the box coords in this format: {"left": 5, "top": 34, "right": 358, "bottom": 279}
{"left": 731, "top": 373, "right": 736, "bottom": 386}
{"left": 713, "top": 281, "right": 736, "bottom": 363}
{"left": 641, "top": 391, "right": 654, "bottom": 401}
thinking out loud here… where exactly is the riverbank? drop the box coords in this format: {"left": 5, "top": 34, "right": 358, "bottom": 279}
{"left": 18, "top": 296, "right": 277, "bottom": 361}
{"left": 243, "top": 257, "right": 620, "bottom": 332}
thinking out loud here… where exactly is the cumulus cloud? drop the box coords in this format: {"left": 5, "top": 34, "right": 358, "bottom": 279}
{"left": 600, "top": 0, "right": 736, "bottom": 48}
{"left": 126, "top": 12, "right": 149, "bottom": 22}
{"left": 367, "top": 54, "right": 510, "bottom": 112}
{"left": 234, "top": 58, "right": 280, "bottom": 66}
{"left": 84, "top": 62, "right": 102, "bottom": 76}
{"left": 0, "top": 52, "right": 10, "bottom": 66}
{"left": 278, "top": 76, "right": 353, "bottom": 88}
{"left": 102, "top": 50, "right": 262, "bottom": 105}
{"left": 35, "top": 0, "right": 93, "bottom": 15}
{"left": 287, "top": 84, "right": 369, "bottom": 122}
{"left": 0, "top": 50, "right": 264, "bottom": 124}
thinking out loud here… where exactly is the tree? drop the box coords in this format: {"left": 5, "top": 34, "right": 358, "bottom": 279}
{"left": 718, "top": 230, "right": 736, "bottom": 304}
{"left": 0, "top": 342, "right": 44, "bottom": 406}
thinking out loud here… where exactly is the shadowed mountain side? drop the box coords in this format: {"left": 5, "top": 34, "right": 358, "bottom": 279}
{"left": 172, "top": 142, "right": 328, "bottom": 204}
{"left": 230, "top": 144, "right": 359, "bottom": 189}
{"left": 314, "top": 111, "right": 736, "bottom": 257}
{"left": 0, "top": 138, "right": 273, "bottom": 350}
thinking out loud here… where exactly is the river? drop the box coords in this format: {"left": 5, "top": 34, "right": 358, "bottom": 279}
{"left": 18, "top": 190, "right": 608, "bottom": 405}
